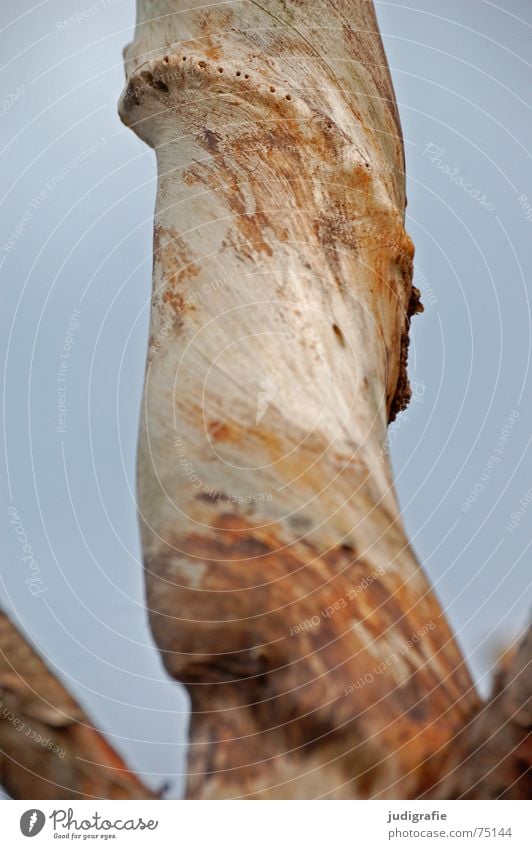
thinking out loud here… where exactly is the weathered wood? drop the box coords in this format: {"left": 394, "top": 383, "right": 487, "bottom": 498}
{"left": 119, "top": 0, "right": 480, "bottom": 798}
{"left": 0, "top": 611, "right": 154, "bottom": 799}
{"left": 426, "top": 628, "right": 531, "bottom": 800}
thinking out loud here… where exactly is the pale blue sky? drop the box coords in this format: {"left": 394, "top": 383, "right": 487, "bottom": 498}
{"left": 1, "top": 0, "right": 531, "bottom": 796}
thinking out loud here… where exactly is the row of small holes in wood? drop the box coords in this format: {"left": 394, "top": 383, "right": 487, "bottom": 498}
{"left": 161, "top": 55, "right": 292, "bottom": 100}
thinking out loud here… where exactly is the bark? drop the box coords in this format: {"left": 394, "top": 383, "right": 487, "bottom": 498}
{"left": 426, "top": 627, "right": 531, "bottom": 800}
{"left": 118, "top": 1, "right": 527, "bottom": 798}
{"left": 0, "top": 610, "right": 154, "bottom": 799}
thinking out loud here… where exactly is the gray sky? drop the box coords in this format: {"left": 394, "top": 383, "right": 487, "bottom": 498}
{"left": 1, "top": 0, "right": 531, "bottom": 797}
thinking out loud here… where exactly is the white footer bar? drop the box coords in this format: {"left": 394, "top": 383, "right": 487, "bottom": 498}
{"left": 1, "top": 799, "right": 529, "bottom": 848}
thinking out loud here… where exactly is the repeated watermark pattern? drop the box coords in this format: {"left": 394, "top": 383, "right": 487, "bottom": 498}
{"left": 2, "top": 0, "right": 530, "bottom": 807}
{"left": 422, "top": 143, "right": 495, "bottom": 212}
{"left": 56, "top": 308, "right": 82, "bottom": 434}
{"left": 414, "top": 265, "right": 437, "bottom": 308}
{"left": 343, "top": 621, "right": 436, "bottom": 695}
{"left": 8, "top": 507, "right": 46, "bottom": 597}
{"left": 505, "top": 487, "right": 532, "bottom": 535}
{"left": 0, "top": 694, "right": 66, "bottom": 759}
{"left": 3, "top": 139, "right": 107, "bottom": 254}
{"left": 517, "top": 194, "right": 532, "bottom": 223}
{"left": 55, "top": 0, "right": 126, "bottom": 31}
{"left": 0, "top": 85, "right": 24, "bottom": 117}
{"left": 460, "top": 410, "right": 519, "bottom": 512}
{"left": 256, "top": 377, "right": 279, "bottom": 425}
{"left": 149, "top": 278, "right": 230, "bottom": 356}
{"left": 173, "top": 435, "right": 272, "bottom": 504}
{"left": 288, "top": 566, "right": 386, "bottom": 636}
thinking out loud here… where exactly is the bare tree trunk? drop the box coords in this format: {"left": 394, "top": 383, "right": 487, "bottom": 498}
{"left": 0, "top": 610, "right": 154, "bottom": 799}
{"left": 117, "top": 0, "right": 523, "bottom": 799}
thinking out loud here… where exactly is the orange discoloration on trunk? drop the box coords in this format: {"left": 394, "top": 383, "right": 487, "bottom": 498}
{"left": 154, "top": 225, "right": 200, "bottom": 290}
{"left": 142, "top": 511, "right": 476, "bottom": 797}
{"left": 121, "top": 0, "right": 478, "bottom": 798}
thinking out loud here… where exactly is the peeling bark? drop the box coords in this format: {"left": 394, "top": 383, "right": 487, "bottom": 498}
{"left": 117, "top": 1, "right": 513, "bottom": 799}
{"left": 0, "top": 611, "right": 154, "bottom": 800}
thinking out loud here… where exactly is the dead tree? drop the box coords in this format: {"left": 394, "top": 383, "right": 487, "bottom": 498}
{"left": 7, "top": 0, "right": 529, "bottom": 802}
{"left": 118, "top": 0, "right": 532, "bottom": 800}
{"left": 0, "top": 610, "right": 154, "bottom": 799}
{"left": 117, "top": 0, "right": 497, "bottom": 799}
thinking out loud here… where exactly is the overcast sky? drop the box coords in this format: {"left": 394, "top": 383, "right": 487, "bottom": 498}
{"left": 1, "top": 0, "right": 531, "bottom": 797}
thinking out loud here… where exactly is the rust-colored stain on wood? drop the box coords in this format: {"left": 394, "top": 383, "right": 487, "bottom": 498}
{"left": 0, "top": 612, "right": 155, "bottom": 799}
{"left": 119, "top": 0, "right": 488, "bottom": 799}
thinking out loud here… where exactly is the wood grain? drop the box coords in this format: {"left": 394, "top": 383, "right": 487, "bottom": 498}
{"left": 119, "top": 0, "right": 480, "bottom": 798}
{"left": 0, "top": 611, "right": 155, "bottom": 799}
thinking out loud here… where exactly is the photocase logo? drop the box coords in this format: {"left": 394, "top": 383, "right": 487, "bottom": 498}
{"left": 256, "top": 377, "right": 278, "bottom": 424}
{"left": 20, "top": 809, "right": 46, "bottom": 837}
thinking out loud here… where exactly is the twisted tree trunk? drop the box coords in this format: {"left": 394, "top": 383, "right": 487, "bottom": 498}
{"left": 1, "top": 0, "right": 528, "bottom": 804}
{"left": 0, "top": 610, "right": 155, "bottom": 799}
{"left": 117, "top": 0, "right": 519, "bottom": 799}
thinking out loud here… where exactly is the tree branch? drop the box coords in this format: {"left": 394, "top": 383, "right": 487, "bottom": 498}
{"left": 425, "top": 628, "right": 531, "bottom": 800}
{"left": 0, "top": 610, "right": 155, "bottom": 799}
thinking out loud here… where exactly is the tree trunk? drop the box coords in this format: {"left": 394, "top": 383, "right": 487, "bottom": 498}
{"left": 0, "top": 610, "right": 154, "bottom": 799}
{"left": 118, "top": 0, "right": 523, "bottom": 799}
